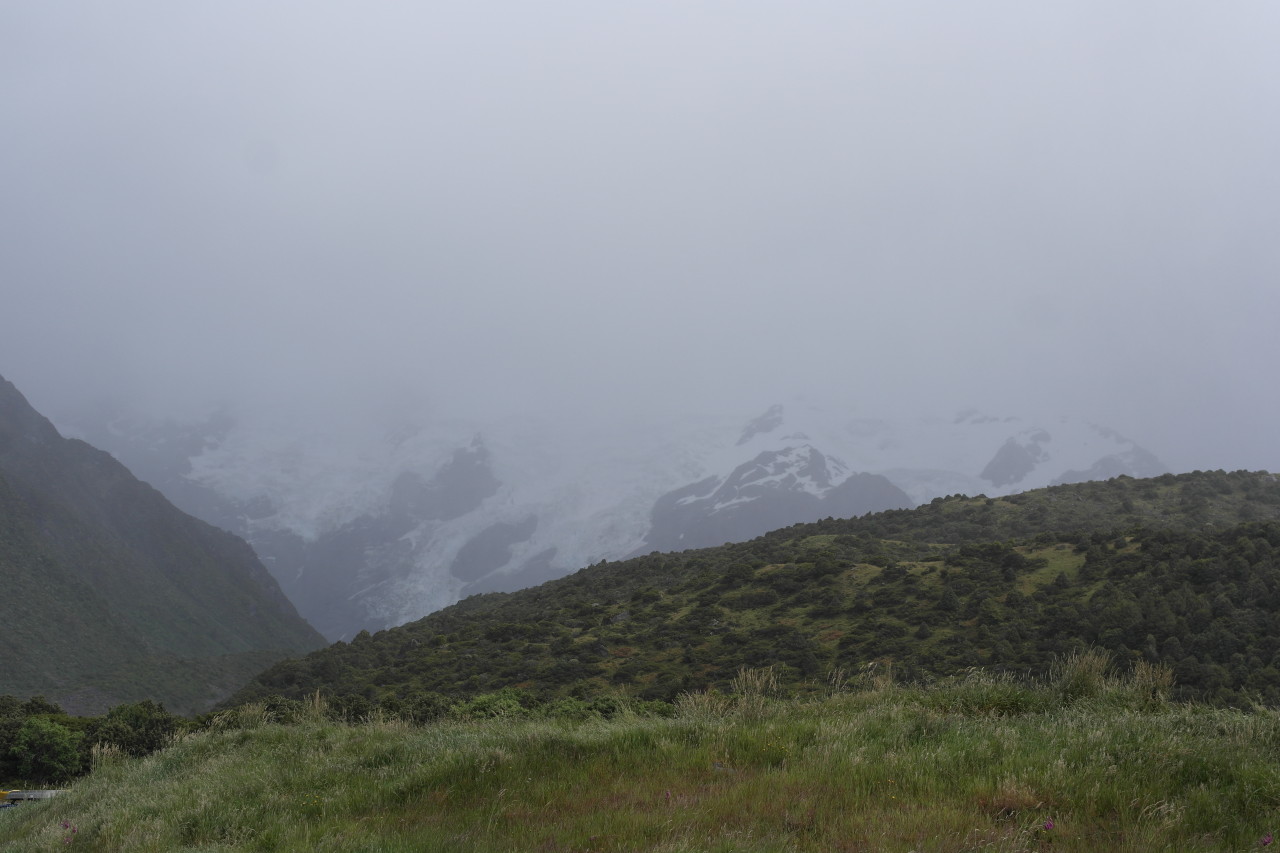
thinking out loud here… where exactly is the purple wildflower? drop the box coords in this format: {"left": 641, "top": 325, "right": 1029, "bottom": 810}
{"left": 1261, "top": 834, "right": 1273, "bottom": 847}
{"left": 1043, "top": 819, "right": 1054, "bottom": 831}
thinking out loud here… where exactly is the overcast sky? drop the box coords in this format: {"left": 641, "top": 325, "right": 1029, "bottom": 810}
{"left": 3, "top": 2, "right": 1278, "bottom": 473}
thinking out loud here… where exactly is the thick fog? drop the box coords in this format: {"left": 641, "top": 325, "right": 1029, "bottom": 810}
{"left": 3, "top": 2, "right": 1278, "bottom": 473}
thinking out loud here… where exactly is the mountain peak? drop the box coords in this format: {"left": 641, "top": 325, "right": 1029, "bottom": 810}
{"left": 737, "top": 404, "right": 785, "bottom": 445}
{"left": 980, "top": 429, "right": 1053, "bottom": 487}
{"left": 640, "top": 443, "right": 911, "bottom": 553}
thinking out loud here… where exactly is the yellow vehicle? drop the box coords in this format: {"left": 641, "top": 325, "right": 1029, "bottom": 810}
{"left": 4, "top": 790, "right": 63, "bottom": 802}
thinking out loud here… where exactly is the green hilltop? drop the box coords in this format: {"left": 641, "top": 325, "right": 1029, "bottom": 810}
{"left": 230, "top": 469, "right": 1280, "bottom": 710}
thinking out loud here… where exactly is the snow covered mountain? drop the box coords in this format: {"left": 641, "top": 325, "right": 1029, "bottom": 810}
{"left": 59, "top": 400, "right": 1165, "bottom": 641}
{"left": 639, "top": 442, "right": 913, "bottom": 554}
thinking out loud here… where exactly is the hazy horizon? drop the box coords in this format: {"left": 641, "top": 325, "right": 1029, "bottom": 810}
{"left": 4, "top": 3, "right": 1279, "bottom": 475}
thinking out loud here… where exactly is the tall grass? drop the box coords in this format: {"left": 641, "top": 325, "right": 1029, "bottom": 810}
{"left": 0, "top": 669, "right": 1274, "bottom": 852}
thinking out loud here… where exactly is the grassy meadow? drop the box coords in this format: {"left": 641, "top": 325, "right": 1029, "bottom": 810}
{"left": 2, "top": 660, "right": 1279, "bottom": 852}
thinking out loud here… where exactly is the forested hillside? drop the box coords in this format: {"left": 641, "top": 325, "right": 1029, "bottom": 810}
{"left": 231, "top": 470, "right": 1280, "bottom": 710}
{"left": 0, "top": 374, "right": 324, "bottom": 714}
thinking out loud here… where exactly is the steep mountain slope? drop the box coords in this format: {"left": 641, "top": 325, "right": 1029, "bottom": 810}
{"left": 230, "top": 470, "right": 1280, "bottom": 710}
{"left": 61, "top": 400, "right": 1165, "bottom": 641}
{"left": 0, "top": 375, "right": 324, "bottom": 714}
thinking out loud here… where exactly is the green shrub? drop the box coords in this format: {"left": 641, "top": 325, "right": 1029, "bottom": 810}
{"left": 84, "top": 699, "right": 179, "bottom": 758}
{"left": 11, "top": 716, "right": 82, "bottom": 783}
{"left": 450, "top": 688, "right": 531, "bottom": 720}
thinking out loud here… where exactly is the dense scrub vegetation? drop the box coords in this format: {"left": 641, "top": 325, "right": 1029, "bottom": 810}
{"left": 2, "top": 662, "right": 1278, "bottom": 852}
{"left": 0, "top": 695, "right": 184, "bottom": 788}
{"left": 231, "top": 471, "right": 1280, "bottom": 710}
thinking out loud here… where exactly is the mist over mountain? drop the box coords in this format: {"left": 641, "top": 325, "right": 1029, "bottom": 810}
{"left": 3, "top": 3, "right": 1279, "bottom": 494}
{"left": 62, "top": 398, "right": 1165, "bottom": 641}
{"left": 2, "top": 4, "right": 1277, "bottom": 655}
